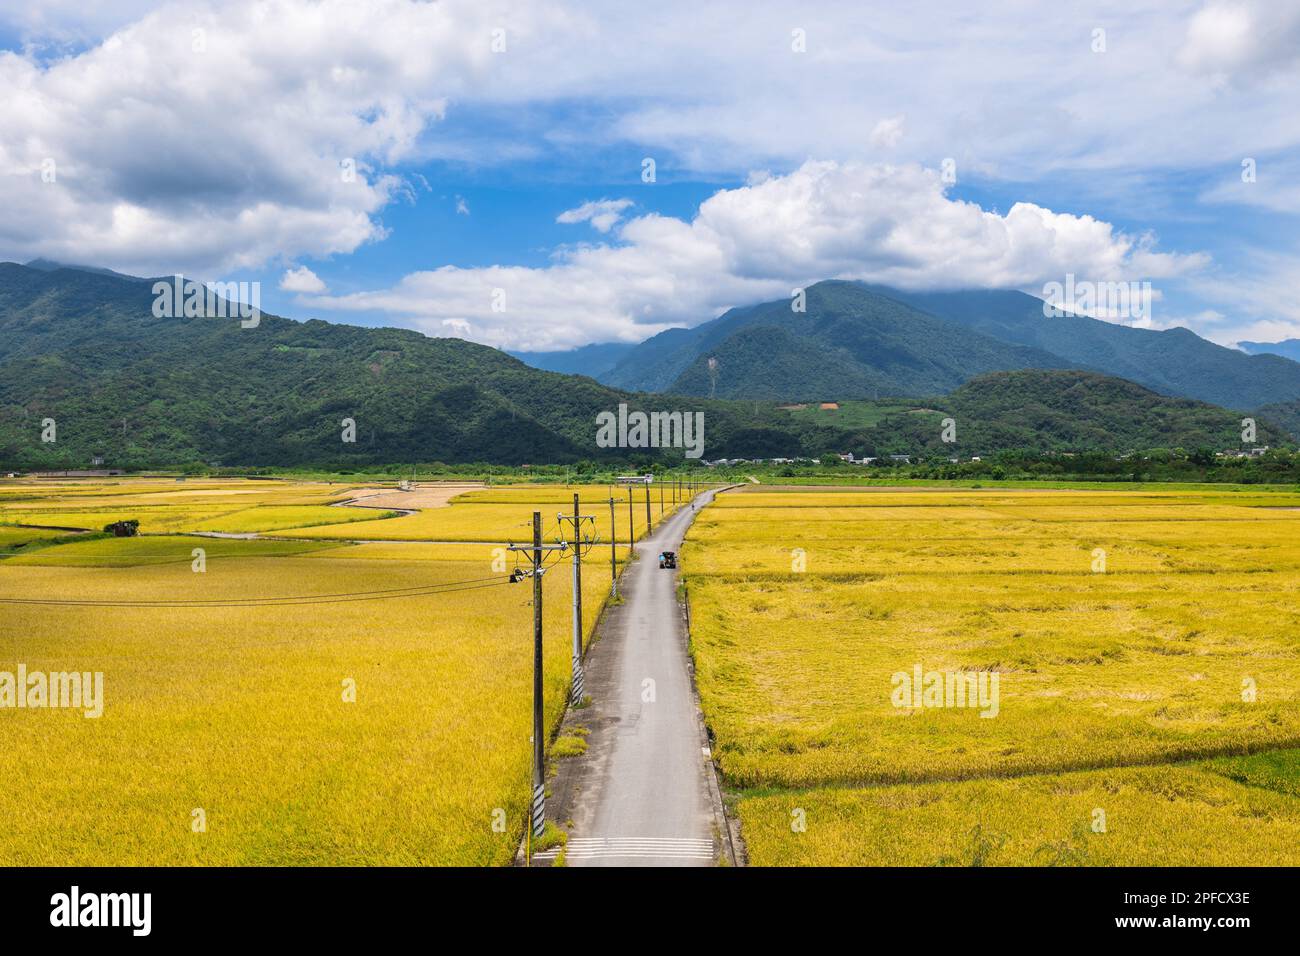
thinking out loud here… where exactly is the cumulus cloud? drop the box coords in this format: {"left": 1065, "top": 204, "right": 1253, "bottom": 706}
{"left": 869, "top": 116, "right": 905, "bottom": 149}
{"left": 0, "top": 0, "right": 565, "bottom": 276}
{"left": 1177, "top": 1, "right": 1300, "bottom": 79}
{"left": 8, "top": 0, "right": 1300, "bottom": 268}
{"left": 306, "top": 161, "right": 1206, "bottom": 350}
{"left": 556, "top": 198, "right": 634, "bottom": 233}
{"left": 0, "top": 0, "right": 1286, "bottom": 345}
{"left": 280, "top": 265, "right": 327, "bottom": 293}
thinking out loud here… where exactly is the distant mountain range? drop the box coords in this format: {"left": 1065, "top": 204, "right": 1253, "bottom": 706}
{"left": 0, "top": 262, "right": 1288, "bottom": 468}
{"left": 1239, "top": 339, "right": 1300, "bottom": 362}
{"left": 866, "top": 286, "right": 1300, "bottom": 411}
{"left": 601, "top": 281, "right": 1068, "bottom": 399}
{"left": 508, "top": 341, "right": 636, "bottom": 378}
{"left": 553, "top": 280, "right": 1300, "bottom": 412}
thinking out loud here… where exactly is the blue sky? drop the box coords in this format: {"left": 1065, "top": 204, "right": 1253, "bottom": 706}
{"left": 1, "top": 0, "right": 1298, "bottom": 350}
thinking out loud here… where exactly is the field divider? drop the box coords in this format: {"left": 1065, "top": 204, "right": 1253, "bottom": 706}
{"left": 719, "top": 734, "right": 1300, "bottom": 797}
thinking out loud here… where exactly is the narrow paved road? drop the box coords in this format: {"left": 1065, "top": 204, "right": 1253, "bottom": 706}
{"left": 542, "top": 487, "right": 726, "bottom": 866}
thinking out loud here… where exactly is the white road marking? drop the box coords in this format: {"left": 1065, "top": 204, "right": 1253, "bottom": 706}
{"left": 535, "top": 837, "right": 714, "bottom": 860}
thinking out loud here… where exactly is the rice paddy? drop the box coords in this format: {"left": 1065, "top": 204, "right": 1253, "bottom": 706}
{"left": 682, "top": 486, "right": 1300, "bottom": 865}
{"left": 0, "top": 477, "right": 660, "bottom": 865}
{"left": 11, "top": 475, "right": 1284, "bottom": 866}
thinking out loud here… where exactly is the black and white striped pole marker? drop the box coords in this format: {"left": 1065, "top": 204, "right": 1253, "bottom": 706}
{"left": 531, "top": 783, "right": 546, "bottom": 839}
{"left": 571, "top": 657, "right": 585, "bottom": 706}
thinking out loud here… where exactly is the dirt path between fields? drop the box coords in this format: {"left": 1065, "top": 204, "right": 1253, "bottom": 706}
{"left": 336, "top": 482, "right": 483, "bottom": 510}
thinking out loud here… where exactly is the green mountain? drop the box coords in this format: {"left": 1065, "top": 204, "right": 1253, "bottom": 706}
{"left": 671, "top": 325, "right": 880, "bottom": 399}
{"left": 1254, "top": 399, "right": 1300, "bottom": 442}
{"left": 0, "top": 262, "right": 797, "bottom": 468}
{"left": 839, "top": 369, "right": 1286, "bottom": 457}
{"left": 0, "top": 264, "right": 1282, "bottom": 468}
{"left": 601, "top": 281, "right": 1072, "bottom": 398}
{"left": 869, "top": 286, "right": 1300, "bottom": 411}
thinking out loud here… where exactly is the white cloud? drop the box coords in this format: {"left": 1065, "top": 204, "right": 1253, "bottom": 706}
{"left": 1177, "top": 2, "right": 1300, "bottom": 79}
{"left": 280, "top": 265, "right": 327, "bottom": 293}
{"left": 1187, "top": 249, "right": 1300, "bottom": 340}
{"left": 0, "top": 0, "right": 1291, "bottom": 347}
{"left": 306, "top": 160, "right": 1206, "bottom": 350}
{"left": 455, "top": 195, "right": 470, "bottom": 216}
{"left": 0, "top": 0, "right": 567, "bottom": 276}
{"left": 869, "top": 115, "right": 905, "bottom": 150}
{"left": 556, "top": 198, "right": 634, "bottom": 233}
{"left": 1199, "top": 156, "right": 1300, "bottom": 213}
{"left": 8, "top": 0, "right": 1300, "bottom": 266}
{"left": 0, "top": 0, "right": 160, "bottom": 50}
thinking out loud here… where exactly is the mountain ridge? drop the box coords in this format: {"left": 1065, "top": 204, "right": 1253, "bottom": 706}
{"left": 599, "top": 281, "right": 1075, "bottom": 398}
{"left": 516, "top": 279, "right": 1300, "bottom": 412}
{"left": 0, "top": 263, "right": 1286, "bottom": 468}
{"left": 863, "top": 284, "right": 1300, "bottom": 410}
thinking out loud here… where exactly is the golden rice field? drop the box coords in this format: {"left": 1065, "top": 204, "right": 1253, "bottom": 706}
{"left": 0, "top": 477, "right": 679, "bottom": 544}
{"left": 0, "top": 477, "right": 650, "bottom": 865}
{"left": 682, "top": 486, "right": 1300, "bottom": 865}
{"left": 0, "top": 478, "right": 370, "bottom": 534}
{"left": 283, "top": 483, "right": 679, "bottom": 543}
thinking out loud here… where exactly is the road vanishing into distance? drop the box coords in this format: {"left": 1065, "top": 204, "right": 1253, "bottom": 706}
{"left": 541, "top": 486, "right": 730, "bottom": 866}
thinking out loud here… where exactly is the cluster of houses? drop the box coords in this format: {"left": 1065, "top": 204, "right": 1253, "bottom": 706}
{"left": 1217, "top": 447, "right": 1271, "bottom": 459}
{"left": 837, "top": 452, "right": 915, "bottom": 465}
{"left": 703, "top": 457, "right": 815, "bottom": 467}
{"left": 701, "top": 452, "right": 988, "bottom": 468}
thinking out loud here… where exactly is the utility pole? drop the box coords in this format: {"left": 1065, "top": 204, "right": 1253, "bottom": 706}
{"left": 659, "top": 481, "right": 664, "bottom": 516}
{"left": 506, "top": 512, "right": 568, "bottom": 846}
{"left": 627, "top": 487, "right": 634, "bottom": 546}
{"left": 644, "top": 481, "right": 651, "bottom": 530}
{"left": 529, "top": 512, "right": 544, "bottom": 843}
{"left": 608, "top": 495, "right": 617, "bottom": 597}
{"left": 558, "top": 493, "right": 593, "bottom": 705}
